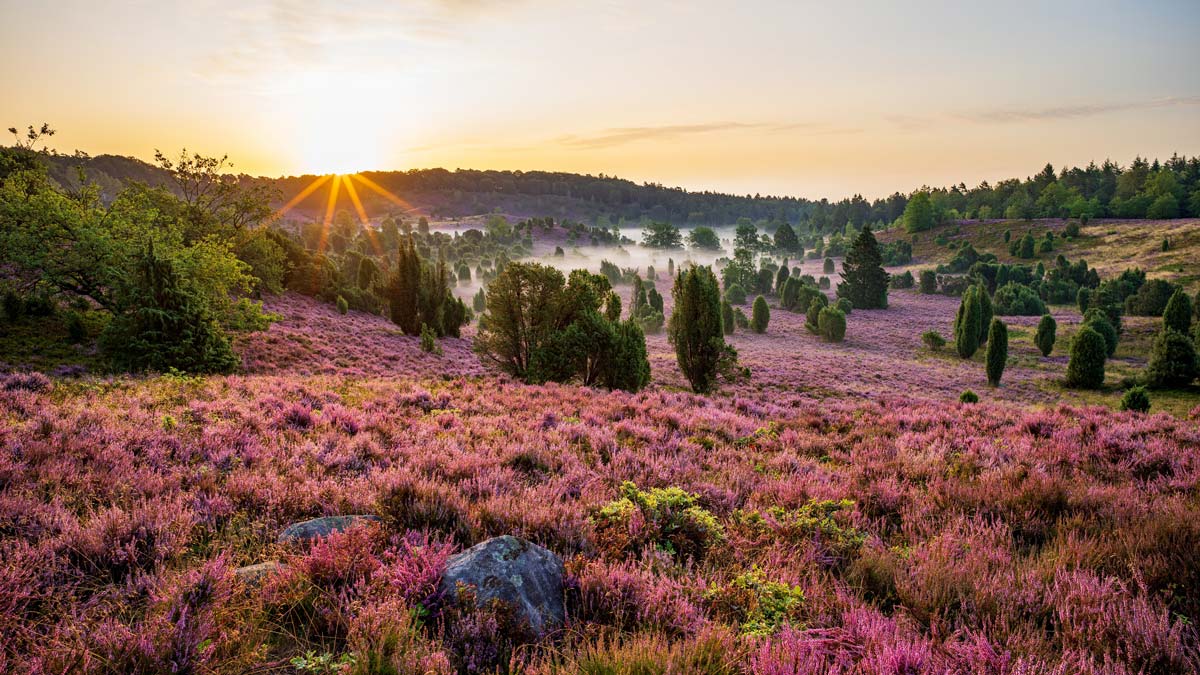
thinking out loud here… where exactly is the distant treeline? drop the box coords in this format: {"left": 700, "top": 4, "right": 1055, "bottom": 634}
{"left": 37, "top": 151, "right": 1200, "bottom": 233}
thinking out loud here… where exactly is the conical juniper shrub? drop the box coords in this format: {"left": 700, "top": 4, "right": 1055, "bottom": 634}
{"left": 954, "top": 286, "right": 981, "bottom": 359}
{"left": 750, "top": 296, "right": 770, "bottom": 333}
{"left": 837, "top": 226, "right": 889, "bottom": 309}
{"left": 1066, "top": 325, "right": 1107, "bottom": 389}
{"left": 669, "top": 265, "right": 730, "bottom": 394}
{"left": 985, "top": 318, "right": 1008, "bottom": 386}
{"left": 1083, "top": 308, "right": 1119, "bottom": 358}
{"left": 976, "top": 286, "right": 993, "bottom": 344}
{"left": 818, "top": 306, "right": 846, "bottom": 342}
{"left": 1162, "top": 289, "right": 1193, "bottom": 335}
{"left": 1035, "top": 314, "right": 1056, "bottom": 357}
{"left": 1119, "top": 385, "right": 1151, "bottom": 413}
{"left": 1145, "top": 328, "right": 1198, "bottom": 389}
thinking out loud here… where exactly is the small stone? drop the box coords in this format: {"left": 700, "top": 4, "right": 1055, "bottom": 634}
{"left": 439, "top": 535, "right": 565, "bottom": 635}
{"left": 234, "top": 561, "right": 284, "bottom": 586}
{"left": 277, "top": 514, "right": 381, "bottom": 544}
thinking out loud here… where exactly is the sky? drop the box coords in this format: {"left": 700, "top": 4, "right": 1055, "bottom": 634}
{"left": 2, "top": 0, "right": 1199, "bottom": 200}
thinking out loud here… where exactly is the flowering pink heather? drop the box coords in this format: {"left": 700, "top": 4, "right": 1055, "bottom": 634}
{"left": 1, "top": 290, "right": 1198, "bottom": 673}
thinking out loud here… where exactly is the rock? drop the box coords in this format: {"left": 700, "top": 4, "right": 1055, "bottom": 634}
{"left": 439, "top": 535, "right": 565, "bottom": 635}
{"left": 234, "top": 561, "right": 284, "bottom": 586}
{"left": 277, "top": 515, "right": 381, "bottom": 544}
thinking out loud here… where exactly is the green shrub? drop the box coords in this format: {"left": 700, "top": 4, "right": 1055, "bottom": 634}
{"left": 65, "top": 311, "right": 87, "bottom": 343}
{"left": 724, "top": 284, "right": 747, "bottom": 305}
{"left": 705, "top": 566, "right": 805, "bottom": 636}
{"left": 985, "top": 319, "right": 1008, "bottom": 386}
{"left": 1076, "top": 287, "right": 1091, "bottom": 314}
{"left": 818, "top": 276, "right": 831, "bottom": 290}
{"left": 670, "top": 266, "right": 735, "bottom": 394}
{"left": 473, "top": 287, "right": 486, "bottom": 313}
{"left": 419, "top": 323, "right": 441, "bottom": 355}
{"left": 1119, "top": 386, "right": 1150, "bottom": 413}
{"left": 1083, "top": 309, "right": 1118, "bottom": 358}
{"left": 818, "top": 306, "right": 846, "bottom": 342}
{"left": 1146, "top": 329, "right": 1198, "bottom": 388}
{"left": 836, "top": 297, "right": 853, "bottom": 315}
{"left": 959, "top": 390, "right": 979, "bottom": 403}
{"left": 1125, "top": 279, "right": 1179, "bottom": 317}
{"left": 336, "top": 295, "right": 349, "bottom": 315}
{"left": 750, "top": 296, "right": 770, "bottom": 333}
{"left": 1064, "top": 221, "right": 1080, "bottom": 238}
{"left": 1162, "top": 289, "right": 1193, "bottom": 334}
{"left": 993, "top": 282, "right": 1046, "bottom": 316}
{"left": 101, "top": 245, "right": 238, "bottom": 374}
{"left": 922, "top": 330, "right": 946, "bottom": 350}
{"left": 1066, "top": 325, "right": 1106, "bottom": 389}
{"left": 890, "top": 270, "right": 914, "bottom": 289}
{"left": 805, "top": 294, "right": 828, "bottom": 333}
{"left": 918, "top": 270, "right": 938, "bottom": 294}
{"left": 593, "top": 482, "right": 725, "bottom": 561}
{"left": 1035, "top": 314, "right": 1056, "bottom": 356}
{"left": 734, "top": 307, "right": 749, "bottom": 329}
{"left": 721, "top": 299, "right": 735, "bottom": 335}
{"left": 823, "top": 257, "right": 835, "bottom": 274}
{"left": 954, "top": 286, "right": 982, "bottom": 358}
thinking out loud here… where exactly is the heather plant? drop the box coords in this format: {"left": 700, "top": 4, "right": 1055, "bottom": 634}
{"left": 1035, "top": 314, "right": 1057, "bottom": 356}
{"left": 750, "top": 295, "right": 769, "bottom": 333}
{"left": 1120, "top": 385, "right": 1151, "bottom": 413}
{"left": 985, "top": 318, "right": 1007, "bottom": 386}
{"left": 1067, "top": 325, "right": 1107, "bottom": 388}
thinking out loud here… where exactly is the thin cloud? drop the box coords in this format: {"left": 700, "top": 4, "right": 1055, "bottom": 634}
{"left": 199, "top": 0, "right": 521, "bottom": 79}
{"left": 960, "top": 96, "right": 1200, "bottom": 124}
{"left": 557, "top": 120, "right": 860, "bottom": 149}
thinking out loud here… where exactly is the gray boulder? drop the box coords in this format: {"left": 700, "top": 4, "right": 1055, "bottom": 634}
{"left": 439, "top": 535, "right": 565, "bottom": 635}
{"left": 277, "top": 514, "right": 381, "bottom": 544}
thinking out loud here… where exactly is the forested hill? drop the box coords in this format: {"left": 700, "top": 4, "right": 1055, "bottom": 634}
{"left": 37, "top": 150, "right": 1200, "bottom": 229}
{"left": 39, "top": 152, "right": 815, "bottom": 225}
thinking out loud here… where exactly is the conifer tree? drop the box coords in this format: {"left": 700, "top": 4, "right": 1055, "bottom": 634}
{"left": 668, "top": 266, "right": 732, "bottom": 394}
{"left": 1035, "top": 314, "right": 1056, "bottom": 356}
{"left": 837, "top": 226, "right": 889, "bottom": 309}
{"left": 954, "top": 286, "right": 982, "bottom": 358}
{"left": 985, "top": 318, "right": 1008, "bottom": 386}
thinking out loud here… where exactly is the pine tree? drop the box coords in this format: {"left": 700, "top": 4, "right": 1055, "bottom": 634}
{"left": 954, "top": 286, "right": 982, "bottom": 358}
{"left": 1035, "top": 314, "right": 1056, "bottom": 356}
{"left": 985, "top": 318, "right": 1008, "bottom": 386}
{"left": 837, "top": 226, "right": 889, "bottom": 309}
{"left": 668, "top": 266, "right": 730, "bottom": 394}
